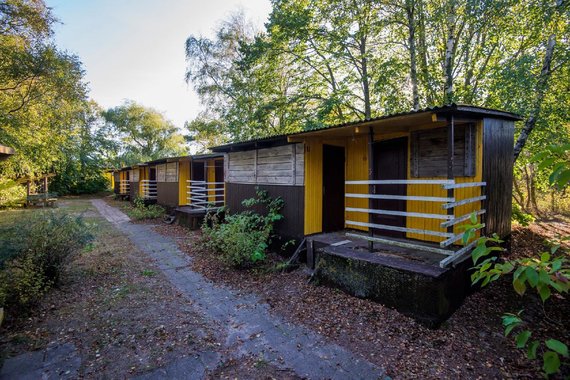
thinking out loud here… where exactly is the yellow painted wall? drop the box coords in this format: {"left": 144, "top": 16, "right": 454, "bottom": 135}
{"left": 104, "top": 172, "right": 114, "bottom": 190}
{"left": 207, "top": 159, "right": 216, "bottom": 202}
{"left": 303, "top": 122, "right": 484, "bottom": 245}
{"left": 178, "top": 161, "right": 190, "bottom": 206}
{"left": 405, "top": 122, "right": 483, "bottom": 243}
{"left": 304, "top": 139, "right": 323, "bottom": 235}
{"left": 345, "top": 136, "right": 369, "bottom": 232}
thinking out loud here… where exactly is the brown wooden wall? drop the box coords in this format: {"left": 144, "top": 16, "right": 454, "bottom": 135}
{"left": 482, "top": 118, "right": 515, "bottom": 238}
{"left": 225, "top": 183, "right": 305, "bottom": 240}
{"left": 157, "top": 182, "right": 179, "bottom": 208}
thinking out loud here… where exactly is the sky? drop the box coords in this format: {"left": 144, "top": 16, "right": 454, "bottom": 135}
{"left": 47, "top": 0, "right": 272, "bottom": 130}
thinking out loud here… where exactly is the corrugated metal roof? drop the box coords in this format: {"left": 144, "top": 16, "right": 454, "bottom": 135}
{"left": 211, "top": 104, "right": 522, "bottom": 152}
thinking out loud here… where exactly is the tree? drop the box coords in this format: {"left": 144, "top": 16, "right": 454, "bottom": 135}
{"left": 102, "top": 101, "right": 187, "bottom": 165}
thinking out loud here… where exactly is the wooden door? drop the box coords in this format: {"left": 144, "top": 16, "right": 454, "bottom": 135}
{"left": 192, "top": 161, "right": 205, "bottom": 182}
{"left": 149, "top": 167, "right": 156, "bottom": 181}
{"left": 322, "top": 145, "right": 345, "bottom": 232}
{"left": 373, "top": 137, "right": 408, "bottom": 238}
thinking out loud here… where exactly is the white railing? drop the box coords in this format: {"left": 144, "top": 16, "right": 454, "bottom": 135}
{"left": 141, "top": 180, "right": 157, "bottom": 199}
{"left": 186, "top": 180, "right": 225, "bottom": 211}
{"left": 119, "top": 180, "right": 130, "bottom": 195}
{"left": 344, "top": 179, "right": 486, "bottom": 268}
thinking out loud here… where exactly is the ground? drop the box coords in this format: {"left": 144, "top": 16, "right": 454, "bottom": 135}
{"left": 0, "top": 195, "right": 568, "bottom": 379}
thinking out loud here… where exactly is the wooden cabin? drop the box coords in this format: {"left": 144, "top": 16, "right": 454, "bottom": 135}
{"left": 114, "top": 167, "right": 131, "bottom": 199}
{"left": 174, "top": 153, "right": 225, "bottom": 225}
{"left": 139, "top": 154, "right": 225, "bottom": 213}
{"left": 0, "top": 145, "right": 15, "bottom": 161}
{"left": 212, "top": 104, "right": 521, "bottom": 325}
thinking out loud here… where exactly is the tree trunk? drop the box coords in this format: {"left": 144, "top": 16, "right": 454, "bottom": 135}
{"left": 443, "top": 10, "right": 456, "bottom": 104}
{"left": 360, "top": 36, "right": 371, "bottom": 119}
{"left": 406, "top": 0, "right": 419, "bottom": 110}
{"left": 513, "top": 34, "right": 556, "bottom": 161}
{"left": 417, "top": 0, "right": 433, "bottom": 105}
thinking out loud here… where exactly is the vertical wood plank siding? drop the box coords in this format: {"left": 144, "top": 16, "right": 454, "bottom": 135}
{"left": 207, "top": 159, "right": 216, "bottom": 202}
{"left": 304, "top": 140, "right": 323, "bottom": 234}
{"left": 226, "top": 183, "right": 305, "bottom": 240}
{"left": 406, "top": 123, "right": 483, "bottom": 243}
{"left": 302, "top": 123, "right": 487, "bottom": 244}
{"left": 156, "top": 182, "right": 179, "bottom": 208}
{"left": 227, "top": 144, "right": 304, "bottom": 185}
{"left": 178, "top": 161, "right": 190, "bottom": 206}
{"left": 482, "top": 118, "right": 514, "bottom": 238}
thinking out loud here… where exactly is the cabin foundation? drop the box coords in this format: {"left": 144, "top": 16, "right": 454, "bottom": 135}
{"left": 309, "top": 231, "right": 473, "bottom": 327}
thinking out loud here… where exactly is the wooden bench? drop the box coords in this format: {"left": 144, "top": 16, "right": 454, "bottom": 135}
{"left": 26, "top": 193, "right": 58, "bottom": 207}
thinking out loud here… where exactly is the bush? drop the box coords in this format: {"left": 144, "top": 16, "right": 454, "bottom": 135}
{"left": 0, "top": 179, "right": 26, "bottom": 208}
{"left": 512, "top": 203, "right": 535, "bottom": 226}
{"left": 0, "top": 210, "right": 93, "bottom": 311}
{"left": 126, "top": 197, "right": 165, "bottom": 220}
{"left": 202, "top": 189, "right": 284, "bottom": 268}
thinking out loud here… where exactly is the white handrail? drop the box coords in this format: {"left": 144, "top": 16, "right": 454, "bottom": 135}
{"left": 344, "top": 178, "right": 486, "bottom": 267}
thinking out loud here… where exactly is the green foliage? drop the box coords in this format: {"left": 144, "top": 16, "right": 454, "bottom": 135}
{"left": 102, "top": 101, "right": 187, "bottom": 164}
{"left": 466, "top": 212, "right": 569, "bottom": 376}
{"left": 126, "top": 197, "right": 165, "bottom": 220}
{"left": 0, "top": 179, "right": 26, "bottom": 207}
{"left": 532, "top": 143, "right": 570, "bottom": 190}
{"left": 511, "top": 204, "right": 535, "bottom": 226}
{"left": 202, "top": 188, "right": 284, "bottom": 268}
{"left": 0, "top": 210, "right": 93, "bottom": 310}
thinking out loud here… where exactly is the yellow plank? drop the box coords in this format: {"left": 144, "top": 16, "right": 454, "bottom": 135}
{"left": 304, "top": 140, "right": 323, "bottom": 235}
{"left": 178, "top": 161, "right": 190, "bottom": 205}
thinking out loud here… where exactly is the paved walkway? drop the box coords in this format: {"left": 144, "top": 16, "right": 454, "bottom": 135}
{"left": 91, "top": 199, "right": 387, "bottom": 379}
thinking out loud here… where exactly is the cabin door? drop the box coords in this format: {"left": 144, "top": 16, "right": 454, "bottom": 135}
{"left": 373, "top": 137, "right": 408, "bottom": 238}
{"left": 149, "top": 167, "right": 156, "bottom": 181}
{"left": 322, "top": 144, "right": 345, "bottom": 232}
{"left": 192, "top": 162, "right": 205, "bottom": 182}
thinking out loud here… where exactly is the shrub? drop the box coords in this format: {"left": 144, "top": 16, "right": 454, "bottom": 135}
{"left": 126, "top": 197, "right": 165, "bottom": 220}
{"left": 0, "top": 179, "right": 26, "bottom": 208}
{"left": 512, "top": 203, "right": 535, "bottom": 226}
{"left": 0, "top": 210, "right": 93, "bottom": 311}
{"left": 202, "top": 188, "right": 284, "bottom": 268}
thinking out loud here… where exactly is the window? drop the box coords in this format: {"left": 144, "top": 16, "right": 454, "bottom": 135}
{"left": 410, "top": 124, "right": 476, "bottom": 177}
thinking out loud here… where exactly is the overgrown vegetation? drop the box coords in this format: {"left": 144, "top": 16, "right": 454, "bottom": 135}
{"left": 0, "top": 179, "right": 26, "bottom": 208}
{"left": 202, "top": 189, "right": 284, "bottom": 268}
{"left": 466, "top": 145, "right": 570, "bottom": 376}
{"left": 0, "top": 210, "right": 93, "bottom": 313}
{"left": 125, "top": 197, "right": 165, "bottom": 220}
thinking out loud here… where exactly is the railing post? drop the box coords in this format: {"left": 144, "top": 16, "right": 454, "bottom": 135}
{"left": 447, "top": 115, "right": 455, "bottom": 240}
{"left": 367, "top": 126, "right": 375, "bottom": 252}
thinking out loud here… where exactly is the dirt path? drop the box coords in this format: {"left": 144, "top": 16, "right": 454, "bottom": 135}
{"left": 90, "top": 199, "right": 387, "bottom": 379}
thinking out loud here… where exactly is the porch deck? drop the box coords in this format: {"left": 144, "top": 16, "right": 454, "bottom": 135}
{"left": 308, "top": 230, "right": 473, "bottom": 326}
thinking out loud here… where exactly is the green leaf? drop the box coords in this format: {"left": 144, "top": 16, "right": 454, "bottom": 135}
{"left": 470, "top": 212, "right": 477, "bottom": 224}
{"left": 538, "top": 285, "right": 551, "bottom": 302}
{"left": 515, "top": 330, "right": 531, "bottom": 348}
{"left": 551, "top": 259, "right": 562, "bottom": 271}
{"left": 513, "top": 278, "right": 527, "bottom": 296}
{"left": 543, "top": 351, "right": 560, "bottom": 375}
{"left": 538, "top": 269, "right": 550, "bottom": 285}
{"left": 514, "top": 265, "right": 526, "bottom": 281}
{"left": 527, "top": 340, "right": 540, "bottom": 359}
{"left": 538, "top": 157, "right": 556, "bottom": 170}
{"left": 556, "top": 169, "right": 570, "bottom": 188}
{"left": 526, "top": 267, "right": 538, "bottom": 287}
{"left": 545, "top": 339, "right": 569, "bottom": 357}
{"left": 541, "top": 252, "right": 550, "bottom": 262}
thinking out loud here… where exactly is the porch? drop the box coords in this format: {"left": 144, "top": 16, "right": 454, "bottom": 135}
{"left": 307, "top": 230, "right": 474, "bottom": 327}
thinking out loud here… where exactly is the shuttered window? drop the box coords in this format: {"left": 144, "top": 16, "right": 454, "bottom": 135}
{"left": 410, "top": 124, "right": 476, "bottom": 177}
{"left": 165, "top": 162, "right": 178, "bottom": 182}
